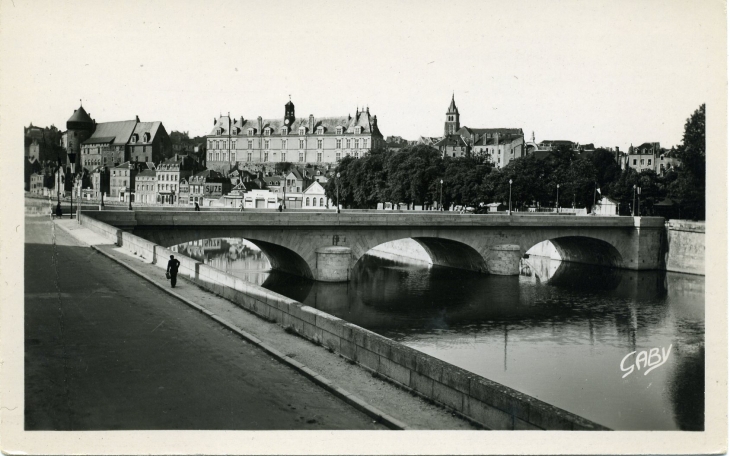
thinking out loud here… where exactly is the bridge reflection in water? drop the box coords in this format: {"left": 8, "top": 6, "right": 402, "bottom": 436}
{"left": 173, "top": 238, "right": 705, "bottom": 431}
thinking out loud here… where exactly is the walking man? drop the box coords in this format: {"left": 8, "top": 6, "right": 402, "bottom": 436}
{"left": 166, "top": 255, "right": 181, "bottom": 288}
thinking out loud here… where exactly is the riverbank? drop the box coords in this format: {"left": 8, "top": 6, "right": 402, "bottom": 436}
{"left": 74, "top": 210, "right": 609, "bottom": 430}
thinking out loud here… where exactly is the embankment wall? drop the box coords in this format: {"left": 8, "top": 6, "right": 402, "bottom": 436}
{"left": 665, "top": 220, "right": 704, "bottom": 275}
{"left": 77, "top": 212, "right": 609, "bottom": 430}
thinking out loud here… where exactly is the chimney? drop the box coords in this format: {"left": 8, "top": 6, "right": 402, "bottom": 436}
{"left": 214, "top": 118, "right": 217, "bottom": 125}
{"left": 494, "top": 132, "right": 499, "bottom": 146}
{"left": 308, "top": 114, "right": 314, "bottom": 132}
{"left": 257, "top": 116, "right": 263, "bottom": 134}
{"left": 135, "top": 115, "right": 140, "bottom": 122}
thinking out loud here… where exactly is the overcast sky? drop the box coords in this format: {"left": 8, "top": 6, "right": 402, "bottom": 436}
{"left": 1, "top": 0, "right": 723, "bottom": 150}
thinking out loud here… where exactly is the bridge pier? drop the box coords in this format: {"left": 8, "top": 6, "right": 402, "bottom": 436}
{"left": 487, "top": 244, "right": 522, "bottom": 275}
{"left": 315, "top": 246, "right": 352, "bottom": 282}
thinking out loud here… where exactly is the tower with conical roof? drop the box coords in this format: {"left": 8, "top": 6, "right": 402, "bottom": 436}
{"left": 66, "top": 102, "right": 96, "bottom": 167}
{"left": 444, "top": 93, "right": 460, "bottom": 136}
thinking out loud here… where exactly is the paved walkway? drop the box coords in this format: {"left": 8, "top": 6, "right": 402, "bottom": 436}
{"left": 49, "top": 217, "right": 474, "bottom": 430}
{"left": 26, "top": 213, "right": 385, "bottom": 430}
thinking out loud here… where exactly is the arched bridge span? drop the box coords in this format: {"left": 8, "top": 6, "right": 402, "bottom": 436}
{"left": 82, "top": 210, "right": 665, "bottom": 282}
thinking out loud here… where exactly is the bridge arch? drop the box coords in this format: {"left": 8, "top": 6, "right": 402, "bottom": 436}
{"left": 353, "top": 236, "right": 489, "bottom": 274}
{"left": 524, "top": 236, "right": 624, "bottom": 269}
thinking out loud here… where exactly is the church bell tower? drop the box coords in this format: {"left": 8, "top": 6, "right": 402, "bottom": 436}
{"left": 284, "top": 96, "right": 295, "bottom": 128}
{"left": 444, "top": 93, "right": 460, "bottom": 136}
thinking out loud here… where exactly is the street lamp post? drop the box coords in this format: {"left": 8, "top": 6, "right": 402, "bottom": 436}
{"left": 556, "top": 183, "right": 560, "bottom": 213}
{"left": 509, "top": 179, "right": 513, "bottom": 215}
{"left": 336, "top": 172, "right": 341, "bottom": 214}
{"left": 283, "top": 177, "right": 287, "bottom": 210}
{"left": 439, "top": 179, "right": 443, "bottom": 211}
{"left": 637, "top": 186, "right": 642, "bottom": 217}
{"left": 56, "top": 160, "right": 62, "bottom": 217}
{"left": 633, "top": 184, "right": 637, "bottom": 216}
{"left": 67, "top": 153, "right": 76, "bottom": 219}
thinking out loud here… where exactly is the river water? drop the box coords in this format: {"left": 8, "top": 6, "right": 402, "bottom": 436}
{"left": 173, "top": 238, "right": 705, "bottom": 431}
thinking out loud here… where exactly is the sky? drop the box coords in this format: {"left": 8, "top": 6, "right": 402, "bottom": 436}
{"left": 1, "top": 0, "right": 724, "bottom": 151}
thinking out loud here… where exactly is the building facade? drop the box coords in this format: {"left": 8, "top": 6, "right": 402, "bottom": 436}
{"left": 135, "top": 169, "right": 158, "bottom": 204}
{"left": 205, "top": 99, "right": 384, "bottom": 173}
{"left": 110, "top": 162, "right": 139, "bottom": 202}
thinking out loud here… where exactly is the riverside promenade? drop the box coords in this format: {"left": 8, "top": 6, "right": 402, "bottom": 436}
{"left": 26, "top": 211, "right": 472, "bottom": 430}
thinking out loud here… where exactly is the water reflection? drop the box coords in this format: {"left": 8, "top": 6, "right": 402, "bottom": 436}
{"left": 173, "top": 238, "right": 705, "bottom": 431}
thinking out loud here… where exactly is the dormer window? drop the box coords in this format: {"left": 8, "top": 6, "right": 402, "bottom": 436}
{"left": 336, "top": 126, "right": 343, "bottom": 135}
{"left": 355, "top": 127, "right": 362, "bottom": 134}
{"left": 230, "top": 127, "right": 238, "bottom": 135}
{"left": 143, "top": 133, "right": 150, "bottom": 142}
{"left": 248, "top": 128, "right": 254, "bottom": 136}
{"left": 316, "top": 126, "right": 324, "bottom": 135}
{"left": 264, "top": 128, "right": 271, "bottom": 136}
{"left": 299, "top": 127, "right": 306, "bottom": 135}
{"left": 216, "top": 128, "right": 222, "bottom": 135}
{"left": 131, "top": 134, "right": 138, "bottom": 144}
{"left": 281, "top": 127, "right": 288, "bottom": 135}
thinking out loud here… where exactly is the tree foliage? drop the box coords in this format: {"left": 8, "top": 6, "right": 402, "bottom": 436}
{"left": 668, "top": 104, "right": 705, "bottom": 219}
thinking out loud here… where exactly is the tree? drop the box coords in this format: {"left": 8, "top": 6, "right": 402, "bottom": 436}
{"left": 275, "top": 162, "right": 294, "bottom": 175}
{"left": 669, "top": 104, "right": 705, "bottom": 219}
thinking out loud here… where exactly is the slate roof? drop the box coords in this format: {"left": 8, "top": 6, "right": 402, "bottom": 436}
{"left": 461, "top": 127, "right": 523, "bottom": 137}
{"left": 67, "top": 106, "right": 94, "bottom": 124}
{"left": 435, "top": 135, "right": 468, "bottom": 148}
{"left": 473, "top": 134, "right": 522, "bottom": 146}
{"left": 138, "top": 169, "right": 157, "bottom": 177}
{"left": 132, "top": 121, "right": 163, "bottom": 142}
{"left": 211, "top": 108, "right": 380, "bottom": 137}
{"left": 84, "top": 136, "right": 116, "bottom": 145}
{"left": 83, "top": 120, "right": 137, "bottom": 146}
{"left": 303, "top": 181, "right": 326, "bottom": 194}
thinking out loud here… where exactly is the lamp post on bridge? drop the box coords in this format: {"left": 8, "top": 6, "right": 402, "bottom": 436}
{"left": 556, "top": 183, "right": 560, "bottom": 214}
{"left": 637, "top": 186, "right": 641, "bottom": 217}
{"left": 508, "top": 179, "right": 513, "bottom": 215}
{"left": 336, "top": 172, "right": 340, "bottom": 214}
{"left": 439, "top": 179, "right": 443, "bottom": 211}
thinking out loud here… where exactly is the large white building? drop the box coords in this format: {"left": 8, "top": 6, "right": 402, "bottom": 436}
{"left": 205, "top": 99, "right": 384, "bottom": 173}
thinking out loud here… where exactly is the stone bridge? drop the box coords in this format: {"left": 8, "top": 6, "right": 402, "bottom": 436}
{"left": 81, "top": 210, "right": 666, "bottom": 282}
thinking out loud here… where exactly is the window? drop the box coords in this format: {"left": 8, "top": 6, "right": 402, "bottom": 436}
{"left": 231, "top": 140, "right": 236, "bottom": 149}
{"left": 317, "top": 152, "right": 322, "bottom": 162}
{"left": 661, "top": 155, "right": 665, "bottom": 161}
{"left": 320, "top": 198, "right": 324, "bottom": 207}
{"left": 282, "top": 152, "right": 286, "bottom": 162}
{"left": 317, "top": 126, "right": 324, "bottom": 135}
{"left": 633, "top": 159, "right": 637, "bottom": 165}
{"left": 640, "top": 159, "right": 645, "bottom": 165}
{"left": 336, "top": 127, "right": 343, "bottom": 134}
{"left": 264, "top": 139, "right": 270, "bottom": 149}
{"left": 264, "top": 152, "right": 269, "bottom": 161}
{"left": 336, "top": 139, "right": 342, "bottom": 148}
{"left": 247, "top": 152, "right": 252, "bottom": 162}
{"left": 143, "top": 133, "right": 150, "bottom": 142}
{"left": 355, "top": 127, "right": 362, "bottom": 134}
{"left": 336, "top": 152, "right": 341, "bottom": 161}
{"left": 354, "top": 139, "right": 360, "bottom": 149}
{"left": 306, "top": 197, "right": 310, "bottom": 206}
{"left": 131, "top": 134, "right": 137, "bottom": 144}
{"left": 354, "top": 152, "right": 359, "bottom": 159}
{"left": 216, "top": 128, "right": 222, "bottom": 135}
{"left": 648, "top": 159, "right": 652, "bottom": 166}
{"left": 363, "top": 139, "right": 368, "bottom": 148}
{"left": 281, "top": 127, "right": 287, "bottom": 135}
{"left": 346, "top": 139, "right": 351, "bottom": 148}
{"left": 248, "top": 139, "right": 253, "bottom": 149}
{"left": 299, "top": 139, "right": 305, "bottom": 149}
{"left": 299, "top": 152, "right": 304, "bottom": 162}
{"left": 299, "top": 127, "right": 306, "bottom": 135}
{"left": 231, "top": 152, "right": 236, "bottom": 162}
{"left": 264, "top": 128, "right": 271, "bottom": 136}
{"left": 248, "top": 128, "right": 254, "bottom": 136}
{"left": 317, "top": 139, "right": 323, "bottom": 149}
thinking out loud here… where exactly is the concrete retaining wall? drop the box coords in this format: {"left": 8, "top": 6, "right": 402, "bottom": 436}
{"left": 78, "top": 213, "right": 609, "bottom": 430}
{"left": 665, "top": 220, "right": 705, "bottom": 275}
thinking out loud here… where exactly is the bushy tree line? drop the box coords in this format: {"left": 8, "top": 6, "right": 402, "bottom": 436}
{"left": 326, "top": 104, "right": 705, "bottom": 219}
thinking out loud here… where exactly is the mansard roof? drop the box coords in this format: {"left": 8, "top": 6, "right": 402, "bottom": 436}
{"left": 210, "top": 108, "right": 381, "bottom": 137}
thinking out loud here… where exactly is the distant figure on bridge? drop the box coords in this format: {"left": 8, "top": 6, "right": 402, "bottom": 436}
{"left": 278, "top": 204, "right": 282, "bottom": 212}
{"left": 167, "top": 255, "right": 181, "bottom": 288}
{"left": 194, "top": 202, "right": 200, "bottom": 211}
{"left": 240, "top": 201, "right": 244, "bottom": 212}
